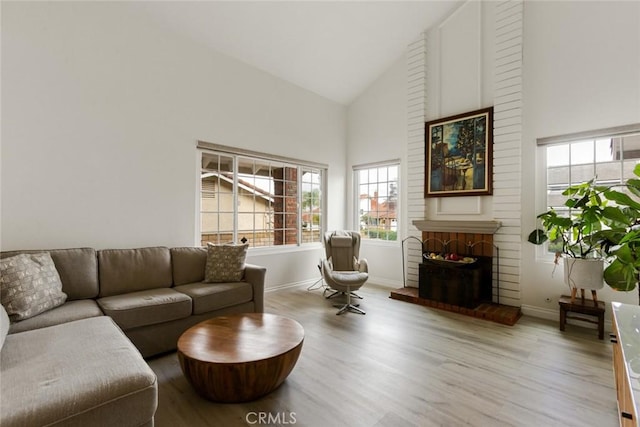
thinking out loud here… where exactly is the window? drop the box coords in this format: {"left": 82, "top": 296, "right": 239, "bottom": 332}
{"left": 354, "top": 162, "right": 399, "bottom": 241}
{"left": 199, "top": 142, "right": 325, "bottom": 248}
{"left": 539, "top": 125, "right": 640, "bottom": 253}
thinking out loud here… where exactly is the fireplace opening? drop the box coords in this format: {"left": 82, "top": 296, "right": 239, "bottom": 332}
{"left": 418, "top": 238, "right": 494, "bottom": 309}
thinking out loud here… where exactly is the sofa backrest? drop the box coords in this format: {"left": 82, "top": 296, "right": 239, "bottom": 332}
{"left": 0, "top": 248, "right": 99, "bottom": 300}
{"left": 170, "top": 247, "right": 207, "bottom": 286}
{"left": 98, "top": 247, "right": 172, "bottom": 297}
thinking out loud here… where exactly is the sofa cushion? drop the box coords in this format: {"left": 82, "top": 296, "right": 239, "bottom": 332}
{"left": 171, "top": 247, "right": 207, "bottom": 286}
{"left": 1, "top": 248, "right": 99, "bottom": 300}
{"left": 8, "top": 299, "right": 103, "bottom": 334}
{"left": 98, "top": 247, "right": 173, "bottom": 297}
{"left": 0, "top": 305, "right": 8, "bottom": 351}
{"left": 0, "top": 317, "right": 157, "bottom": 427}
{"left": 98, "top": 288, "right": 192, "bottom": 330}
{"left": 174, "top": 281, "right": 253, "bottom": 315}
{"left": 204, "top": 243, "right": 248, "bottom": 283}
{"left": 0, "top": 253, "right": 67, "bottom": 322}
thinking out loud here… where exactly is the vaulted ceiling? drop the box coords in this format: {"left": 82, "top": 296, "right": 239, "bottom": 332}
{"left": 135, "top": 1, "right": 461, "bottom": 105}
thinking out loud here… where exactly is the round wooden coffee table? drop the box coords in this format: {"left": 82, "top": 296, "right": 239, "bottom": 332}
{"left": 177, "top": 313, "right": 304, "bottom": 403}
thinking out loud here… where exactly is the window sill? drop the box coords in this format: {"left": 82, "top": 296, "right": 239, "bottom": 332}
{"left": 360, "top": 239, "right": 400, "bottom": 248}
{"left": 248, "top": 242, "right": 323, "bottom": 256}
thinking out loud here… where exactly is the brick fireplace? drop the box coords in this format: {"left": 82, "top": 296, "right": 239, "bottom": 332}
{"left": 412, "top": 220, "right": 500, "bottom": 304}
{"left": 391, "top": 220, "right": 521, "bottom": 325}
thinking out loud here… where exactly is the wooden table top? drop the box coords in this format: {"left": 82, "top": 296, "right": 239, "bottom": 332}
{"left": 177, "top": 313, "right": 304, "bottom": 364}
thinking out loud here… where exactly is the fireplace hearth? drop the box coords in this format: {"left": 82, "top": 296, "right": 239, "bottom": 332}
{"left": 394, "top": 219, "right": 521, "bottom": 325}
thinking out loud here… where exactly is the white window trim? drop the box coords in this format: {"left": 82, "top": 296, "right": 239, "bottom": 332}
{"left": 198, "top": 140, "right": 327, "bottom": 169}
{"left": 535, "top": 123, "right": 640, "bottom": 260}
{"left": 197, "top": 141, "right": 328, "bottom": 249}
{"left": 536, "top": 123, "right": 640, "bottom": 146}
{"left": 353, "top": 159, "right": 401, "bottom": 245}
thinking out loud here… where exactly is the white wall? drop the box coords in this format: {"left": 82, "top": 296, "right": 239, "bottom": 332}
{"left": 425, "top": 0, "right": 496, "bottom": 220}
{"left": 521, "top": 0, "right": 640, "bottom": 314}
{"left": 0, "top": 2, "right": 347, "bottom": 289}
{"left": 346, "top": 53, "right": 408, "bottom": 287}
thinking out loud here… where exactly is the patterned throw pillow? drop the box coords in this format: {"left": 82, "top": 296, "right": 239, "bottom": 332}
{"left": 204, "top": 243, "right": 249, "bottom": 283}
{"left": 0, "top": 304, "right": 9, "bottom": 351}
{"left": 0, "top": 253, "right": 67, "bottom": 322}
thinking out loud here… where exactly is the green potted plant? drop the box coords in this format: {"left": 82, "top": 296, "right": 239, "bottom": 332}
{"left": 529, "top": 164, "right": 640, "bottom": 301}
{"left": 528, "top": 179, "right": 613, "bottom": 296}
{"left": 599, "top": 164, "right": 640, "bottom": 298}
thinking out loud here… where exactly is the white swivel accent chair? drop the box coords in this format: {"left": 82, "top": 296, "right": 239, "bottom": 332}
{"left": 321, "top": 231, "right": 368, "bottom": 315}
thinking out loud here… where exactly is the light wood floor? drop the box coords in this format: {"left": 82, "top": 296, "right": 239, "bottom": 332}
{"left": 147, "top": 283, "right": 619, "bottom": 427}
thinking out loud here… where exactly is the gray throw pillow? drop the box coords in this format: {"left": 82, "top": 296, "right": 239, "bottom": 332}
{"left": 0, "top": 304, "right": 9, "bottom": 351}
{"left": 204, "top": 243, "right": 249, "bottom": 283}
{"left": 0, "top": 253, "right": 67, "bottom": 322}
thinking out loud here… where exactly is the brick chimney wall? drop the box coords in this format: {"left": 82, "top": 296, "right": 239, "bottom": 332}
{"left": 274, "top": 167, "right": 298, "bottom": 245}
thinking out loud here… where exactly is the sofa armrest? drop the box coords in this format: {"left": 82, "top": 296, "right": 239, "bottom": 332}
{"left": 243, "top": 263, "right": 266, "bottom": 313}
{"left": 356, "top": 258, "right": 368, "bottom": 273}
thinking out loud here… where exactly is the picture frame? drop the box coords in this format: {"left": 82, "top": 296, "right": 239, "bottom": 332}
{"left": 424, "top": 107, "right": 493, "bottom": 198}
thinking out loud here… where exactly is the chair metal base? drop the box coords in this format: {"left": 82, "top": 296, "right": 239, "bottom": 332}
{"left": 332, "top": 288, "right": 365, "bottom": 315}
{"left": 333, "top": 302, "right": 365, "bottom": 315}
{"left": 324, "top": 290, "right": 362, "bottom": 300}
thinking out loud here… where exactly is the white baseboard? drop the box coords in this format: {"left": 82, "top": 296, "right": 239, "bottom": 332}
{"left": 265, "top": 276, "right": 402, "bottom": 293}
{"left": 520, "top": 304, "right": 557, "bottom": 321}
{"left": 266, "top": 284, "right": 612, "bottom": 333}
{"left": 367, "top": 276, "right": 403, "bottom": 289}
{"left": 265, "top": 279, "right": 316, "bottom": 293}
{"left": 521, "top": 303, "right": 612, "bottom": 332}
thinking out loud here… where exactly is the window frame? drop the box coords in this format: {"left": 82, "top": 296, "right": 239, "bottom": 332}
{"left": 197, "top": 141, "right": 327, "bottom": 251}
{"left": 536, "top": 123, "right": 640, "bottom": 259}
{"left": 353, "top": 160, "right": 401, "bottom": 245}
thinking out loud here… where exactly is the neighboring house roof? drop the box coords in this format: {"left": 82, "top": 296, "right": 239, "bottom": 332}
{"left": 373, "top": 200, "right": 397, "bottom": 220}
{"left": 203, "top": 172, "right": 322, "bottom": 216}
{"left": 360, "top": 194, "right": 397, "bottom": 220}
{"left": 202, "top": 172, "right": 273, "bottom": 203}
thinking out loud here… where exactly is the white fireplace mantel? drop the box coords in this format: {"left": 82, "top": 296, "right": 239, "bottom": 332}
{"left": 412, "top": 219, "right": 501, "bottom": 234}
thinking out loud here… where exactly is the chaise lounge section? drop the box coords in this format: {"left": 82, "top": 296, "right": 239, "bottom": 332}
{"left": 1, "top": 313, "right": 158, "bottom": 427}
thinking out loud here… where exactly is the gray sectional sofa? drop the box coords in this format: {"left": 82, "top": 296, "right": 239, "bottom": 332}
{"left": 0, "top": 246, "right": 266, "bottom": 427}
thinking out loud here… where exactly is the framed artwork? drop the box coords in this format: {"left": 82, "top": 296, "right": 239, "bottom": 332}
{"left": 424, "top": 107, "right": 493, "bottom": 198}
